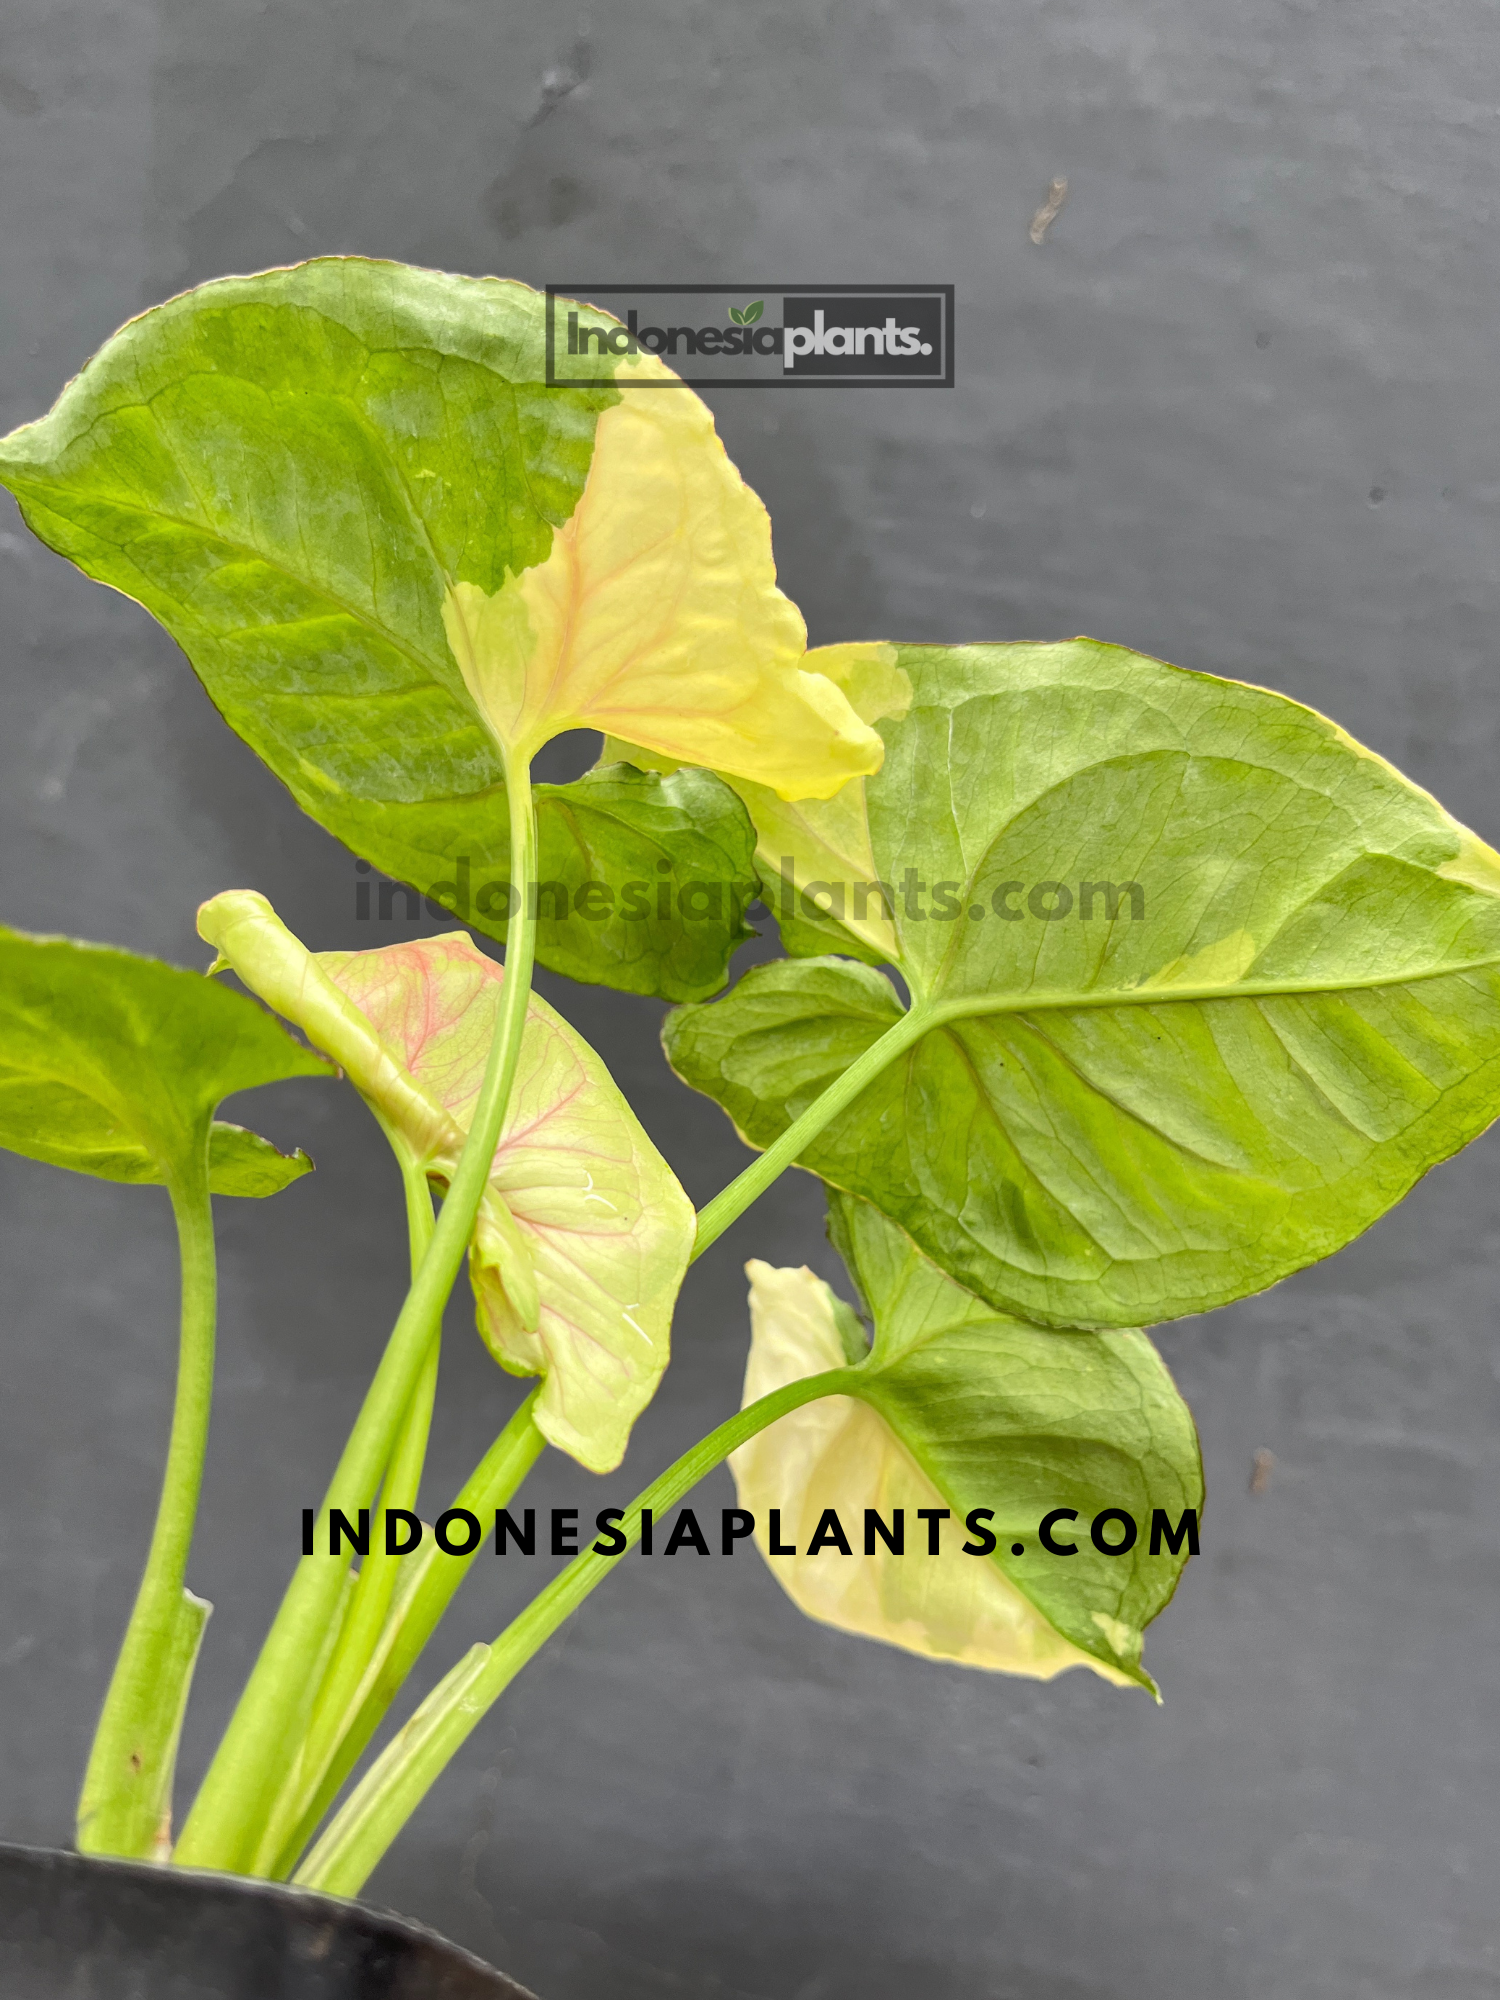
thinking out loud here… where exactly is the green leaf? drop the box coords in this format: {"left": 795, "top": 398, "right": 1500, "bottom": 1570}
{"left": 730, "top": 1194, "right": 1202, "bottom": 1688}
{"left": 743, "top": 300, "right": 765, "bottom": 325}
{"left": 0, "top": 259, "right": 776, "bottom": 1003}
{"left": 668, "top": 640, "right": 1500, "bottom": 1328}
{"left": 0, "top": 924, "right": 329, "bottom": 1194}
{"left": 207, "top": 1122, "right": 314, "bottom": 1197}
{"left": 199, "top": 891, "right": 696, "bottom": 1471}
{"left": 728, "top": 307, "right": 745, "bottom": 326}
{"left": 346, "top": 758, "right": 759, "bottom": 1002}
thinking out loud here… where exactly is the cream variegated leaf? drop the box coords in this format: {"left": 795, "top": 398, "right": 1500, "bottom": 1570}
{"left": 442, "top": 357, "right": 883, "bottom": 801}
{"left": 0, "top": 261, "right": 864, "bottom": 998}
{"left": 730, "top": 1261, "right": 1126, "bottom": 1682}
{"left": 198, "top": 891, "right": 694, "bottom": 1471}
{"left": 731, "top": 1192, "right": 1203, "bottom": 1688}
{"left": 602, "top": 640, "right": 911, "bottom": 959}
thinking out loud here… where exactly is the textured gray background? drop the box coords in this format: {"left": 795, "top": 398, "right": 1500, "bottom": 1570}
{"left": 3, "top": 3, "right": 1500, "bottom": 1995}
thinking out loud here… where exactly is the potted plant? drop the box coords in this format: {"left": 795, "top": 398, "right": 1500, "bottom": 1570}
{"left": 1, "top": 258, "right": 1496, "bottom": 1994}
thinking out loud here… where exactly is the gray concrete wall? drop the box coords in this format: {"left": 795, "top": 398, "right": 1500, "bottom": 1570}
{"left": 2, "top": 3, "right": 1499, "bottom": 1994}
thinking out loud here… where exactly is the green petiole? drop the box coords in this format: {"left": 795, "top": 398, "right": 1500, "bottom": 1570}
{"left": 185, "top": 793, "right": 930, "bottom": 1877}
{"left": 266, "top": 1392, "right": 545, "bottom": 1879}
{"left": 294, "top": 1366, "right": 861, "bottom": 1896}
{"left": 279, "top": 994, "right": 929, "bottom": 1874}
{"left": 248, "top": 1151, "right": 442, "bottom": 1876}
{"left": 174, "top": 753, "right": 541, "bottom": 1874}
{"left": 77, "top": 1130, "right": 217, "bottom": 1860}
{"left": 691, "top": 1001, "right": 933, "bottom": 1259}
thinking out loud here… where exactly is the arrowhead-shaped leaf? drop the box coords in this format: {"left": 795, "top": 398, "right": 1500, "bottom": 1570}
{"left": 0, "top": 261, "right": 877, "bottom": 997}
{"left": 199, "top": 891, "right": 695, "bottom": 1470}
{"left": 667, "top": 641, "right": 1500, "bottom": 1328}
{"left": 730, "top": 1194, "right": 1202, "bottom": 1687}
{"left": 0, "top": 924, "right": 327, "bottom": 1195}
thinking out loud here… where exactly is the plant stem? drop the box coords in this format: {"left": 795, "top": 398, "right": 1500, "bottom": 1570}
{"left": 79, "top": 1131, "right": 217, "bottom": 1859}
{"left": 267, "top": 1391, "right": 545, "bottom": 1879}
{"left": 294, "top": 1366, "right": 860, "bottom": 1896}
{"left": 248, "top": 1154, "right": 441, "bottom": 1876}
{"left": 175, "top": 752, "right": 541, "bottom": 1874}
{"left": 322, "top": 1152, "right": 442, "bottom": 1691}
{"left": 281, "top": 967, "right": 926, "bottom": 1877}
{"left": 691, "top": 1003, "right": 933, "bottom": 1259}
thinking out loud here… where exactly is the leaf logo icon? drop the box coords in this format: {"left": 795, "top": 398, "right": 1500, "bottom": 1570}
{"left": 728, "top": 300, "right": 764, "bottom": 327}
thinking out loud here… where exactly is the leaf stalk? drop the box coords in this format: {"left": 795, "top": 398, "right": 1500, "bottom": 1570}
{"left": 295, "top": 1365, "right": 859, "bottom": 1895}
{"left": 174, "top": 752, "right": 541, "bottom": 1873}
{"left": 692, "top": 1001, "right": 933, "bottom": 1258}
{"left": 78, "top": 1129, "right": 217, "bottom": 1859}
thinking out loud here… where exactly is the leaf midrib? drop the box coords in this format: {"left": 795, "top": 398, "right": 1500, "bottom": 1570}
{"left": 845, "top": 1362, "right": 1151, "bottom": 1684}
{"left": 762, "top": 947, "right": 1500, "bottom": 1198}
{"left": 918, "top": 949, "right": 1500, "bottom": 1029}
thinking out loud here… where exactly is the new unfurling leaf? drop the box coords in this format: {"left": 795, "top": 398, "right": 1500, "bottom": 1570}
{"left": 198, "top": 891, "right": 694, "bottom": 1471}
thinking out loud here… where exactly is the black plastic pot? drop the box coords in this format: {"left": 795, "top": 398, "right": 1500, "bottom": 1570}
{"left": 0, "top": 1842, "right": 538, "bottom": 1999}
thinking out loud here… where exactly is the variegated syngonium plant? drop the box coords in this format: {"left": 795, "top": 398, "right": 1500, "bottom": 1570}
{"left": 1, "top": 255, "right": 1499, "bottom": 1894}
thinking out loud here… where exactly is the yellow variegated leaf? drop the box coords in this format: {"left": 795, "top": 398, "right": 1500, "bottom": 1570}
{"left": 198, "top": 891, "right": 693, "bottom": 1471}
{"left": 603, "top": 640, "right": 910, "bottom": 959}
{"left": 441, "top": 361, "right": 885, "bottom": 801}
{"left": 729, "top": 1261, "right": 1132, "bottom": 1683}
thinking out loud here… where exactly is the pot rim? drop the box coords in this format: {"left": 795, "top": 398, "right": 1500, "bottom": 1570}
{"left": 0, "top": 1839, "right": 537, "bottom": 1997}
